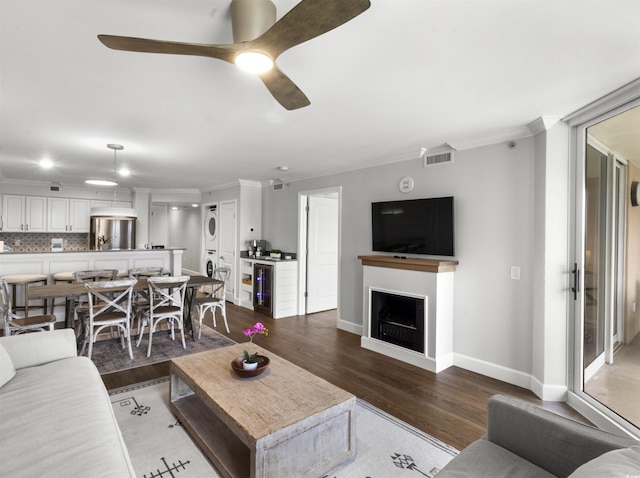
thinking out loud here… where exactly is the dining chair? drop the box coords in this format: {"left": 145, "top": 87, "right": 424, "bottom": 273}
{"left": 72, "top": 269, "right": 120, "bottom": 330}
{"left": 195, "top": 267, "right": 230, "bottom": 338}
{"left": 79, "top": 279, "right": 136, "bottom": 360}
{"left": 127, "top": 267, "right": 165, "bottom": 337}
{"left": 73, "top": 269, "right": 119, "bottom": 283}
{"left": 0, "top": 278, "right": 56, "bottom": 336}
{"left": 127, "top": 267, "right": 165, "bottom": 279}
{"left": 136, "top": 275, "right": 189, "bottom": 357}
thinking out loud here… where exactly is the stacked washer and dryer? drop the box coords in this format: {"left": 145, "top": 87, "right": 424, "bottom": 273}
{"left": 203, "top": 205, "right": 219, "bottom": 278}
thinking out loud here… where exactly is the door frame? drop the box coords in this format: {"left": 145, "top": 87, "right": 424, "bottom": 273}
{"left": 219, "top": 199, "right": 237, "bottom": 304}
{"left": 297, "top": 186, "right": 342, "bottom": 317}
{"left": 565, "top": 79, "right": 640, "bottom": 437}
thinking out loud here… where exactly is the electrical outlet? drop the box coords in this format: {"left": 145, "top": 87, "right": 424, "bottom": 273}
{"left": 510, "top": 266, "right": 521, "bottom": 280}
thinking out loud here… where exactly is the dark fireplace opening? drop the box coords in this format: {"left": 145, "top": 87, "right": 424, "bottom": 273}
{"left": 371, "top": 290, "right": 425, "bottom": 353}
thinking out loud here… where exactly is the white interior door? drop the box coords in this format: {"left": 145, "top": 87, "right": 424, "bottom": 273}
{"left": 306, "top": 194, "right": 339, "bottom": 313}
{"left": 219, "top": 200, "right": 237, "bottom": 302}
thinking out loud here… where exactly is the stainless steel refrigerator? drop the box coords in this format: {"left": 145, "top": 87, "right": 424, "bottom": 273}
{"left": 90, "top": 212, "right": 136, "bottom": 250}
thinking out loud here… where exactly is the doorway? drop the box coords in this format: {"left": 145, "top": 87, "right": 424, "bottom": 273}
{"left": 298, "top": 187, "right": 341, "bottom": 315}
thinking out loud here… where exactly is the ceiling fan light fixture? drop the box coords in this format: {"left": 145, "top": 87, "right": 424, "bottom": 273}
{"left": 235, "top": 51, "right": 273, "bottom": 74}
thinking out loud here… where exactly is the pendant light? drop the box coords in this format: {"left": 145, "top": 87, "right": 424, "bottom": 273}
{"left": 88, "top": 143, "right": 136, "bottom": 218}
{"left": 85, "top": 143, "right": 122, "bottom": 186}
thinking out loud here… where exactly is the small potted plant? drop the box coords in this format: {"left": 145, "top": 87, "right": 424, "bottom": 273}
{"left": 242, "top": 322, "right": 269, "bottom": 370}
{"left": 270, "top": 249, "right": 282, "bottom": 259}
{"left": 97, "top": 235, "right": 111, "bottom": 250}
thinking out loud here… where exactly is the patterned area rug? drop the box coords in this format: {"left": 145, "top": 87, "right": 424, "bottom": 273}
{"left": 90, "top": 326, "right": 235, "bottom": 374}
{"left": 110, "top": 379, "right": 458, "bottom": 478}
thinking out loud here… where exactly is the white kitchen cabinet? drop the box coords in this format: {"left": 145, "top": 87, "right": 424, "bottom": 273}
{"left": 48, "top": 198, "right": 91, "bottom": 232}
{"left": 2, "top": 195, "right": 47, "bottom": 232}
{"left": 47, "top": 197, "right": 69, "bottom": 233}
{"left": 69, "top": 199, "right": 91, "bottom": 232}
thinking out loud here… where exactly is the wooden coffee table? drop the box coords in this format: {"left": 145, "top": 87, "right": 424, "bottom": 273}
{"left": 170, "top": 343, "right": 356, "bottom": 478}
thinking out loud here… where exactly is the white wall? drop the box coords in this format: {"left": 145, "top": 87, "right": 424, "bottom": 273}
{"left": 167, "top": 207, "right": 201, "bottom": 272}
{"left": 262, "top": 138, "right": 537, "bottom": 379}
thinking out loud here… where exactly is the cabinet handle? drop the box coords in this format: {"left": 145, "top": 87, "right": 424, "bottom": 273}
{"left": 0, "top": 216, "right": 3, "bottom": 230}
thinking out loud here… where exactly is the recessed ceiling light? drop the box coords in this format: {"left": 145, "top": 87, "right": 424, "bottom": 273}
{"left": 40, "top": 158, "right": 54, "bottom": 169}
{"left": 192, "top": 204, "right": 198, "bottom": 208}
{"left": 118, "top": 167, "right": 130, "bottom": 177}
{"left": 278, "top": 166, "right": 289, "bottom": 171}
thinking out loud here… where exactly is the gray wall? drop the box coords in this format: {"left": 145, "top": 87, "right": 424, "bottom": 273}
{"left": 167, "top": 207, "right": 201, "bottom": 272}
{"left": 262, "top": 137, "right": 536, "bottom": 378}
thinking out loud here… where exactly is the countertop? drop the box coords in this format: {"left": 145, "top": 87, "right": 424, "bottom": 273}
{"left": 0, "top": 248, "right": 186, "bottom": 255}
{"left": 240, "top": 252, "right": 297, "bottom": 262}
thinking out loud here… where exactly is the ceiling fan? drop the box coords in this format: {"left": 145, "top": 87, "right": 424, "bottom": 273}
{"left": 98, "top": 0, "right": 371, "bottom": 110}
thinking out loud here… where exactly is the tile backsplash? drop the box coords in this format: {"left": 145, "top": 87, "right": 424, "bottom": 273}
{"left": 0, "top": 233, "right": 89, "bottom": 252}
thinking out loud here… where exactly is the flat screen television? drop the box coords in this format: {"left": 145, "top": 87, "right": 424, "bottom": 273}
{"left": 371, "top": 196, "right": 454, "bottom": 256}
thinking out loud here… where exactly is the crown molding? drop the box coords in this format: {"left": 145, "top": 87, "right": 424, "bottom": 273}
{"left": 447, "top": 125, "right": 534, "bottom": 151}
{"left": 238, "top": 179, "right": 262, "bottom": 188}
{"left": 527, "top": 116, "right": 563, "bottom": 135}
{"left": 563, "top": 78, "right": 640, "bottom": 126}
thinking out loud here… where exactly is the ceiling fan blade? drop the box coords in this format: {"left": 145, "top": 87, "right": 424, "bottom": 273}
{"left": 251, "top": 0, "right": 371, "bottom": 59}
{"left": 258, "top": 67, "right": 310, "bottom": 110}
{"left": 98, "top": 35, "right": 240, "bottom": 63}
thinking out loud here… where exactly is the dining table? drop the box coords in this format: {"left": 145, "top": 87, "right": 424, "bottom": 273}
{"left": 28, "top": 274, "right": 223, "bottom": 340}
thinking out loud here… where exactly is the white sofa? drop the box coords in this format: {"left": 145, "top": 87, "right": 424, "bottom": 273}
{"left": 0, "top": 329, "right": 136, "bottom": 477}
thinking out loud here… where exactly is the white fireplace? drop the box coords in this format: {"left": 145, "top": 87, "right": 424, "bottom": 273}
{"left": 359, "top": 256, "right": 457, "bottom": 373}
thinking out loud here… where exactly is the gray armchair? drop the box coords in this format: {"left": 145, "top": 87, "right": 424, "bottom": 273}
{"left": 436, "top": 394, "right": 639, "bottom": 477}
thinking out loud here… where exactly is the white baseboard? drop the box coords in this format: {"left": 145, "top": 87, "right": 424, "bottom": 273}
{"left": 453, "top": 353, "right": 568, "bottom": 401}
{"left": 529, "top": 375, "right": 568, "bottom": 401}
{"left": 453, "top": 353, "right": 533, "bottom": 390}
{"left": 337, "top": 320, "right": 362, "bottom": 336}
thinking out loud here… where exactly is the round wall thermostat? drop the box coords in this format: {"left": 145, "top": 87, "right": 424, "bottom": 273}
{"left": 399, "top": 177, "right": 414, "bottom": 193}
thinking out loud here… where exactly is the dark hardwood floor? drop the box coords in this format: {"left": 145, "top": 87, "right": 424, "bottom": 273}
{"left": 101, "top": 302, "right": 586, "bottom": 451}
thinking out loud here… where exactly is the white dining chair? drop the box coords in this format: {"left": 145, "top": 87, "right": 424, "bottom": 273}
{"left": 136, "top": 275, "right": 189, "bottom": 357}
{"left": 195, "top": 267, "right": 230, "bottom": 337}
{"left": 79, "top": 279, "right": 136, "bottom": 360}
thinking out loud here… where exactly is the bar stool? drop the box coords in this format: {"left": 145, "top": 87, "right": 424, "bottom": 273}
{"left": 1, "top": 274, "right": 48, "bottom": 317}
{"left": 51, "top": 271, "right": 75, "bottom": 313}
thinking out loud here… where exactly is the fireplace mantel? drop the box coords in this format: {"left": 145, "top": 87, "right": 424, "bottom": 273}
{"left": 358, "top": 255, "right": 458, "bottom": 273}
{"left": 359, "top": 255, "right": 456, "bottom": 373}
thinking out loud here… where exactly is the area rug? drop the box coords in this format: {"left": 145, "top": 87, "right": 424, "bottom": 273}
{"left": 110, "top": 378, "right": 458, "bottom": 478}
{"left": 91, "top": 326, "right": 235, "bottom": 374}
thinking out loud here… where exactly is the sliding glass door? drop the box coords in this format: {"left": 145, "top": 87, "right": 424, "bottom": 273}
{"left": 572, "top": 99, "right": 640, "bottom": 434}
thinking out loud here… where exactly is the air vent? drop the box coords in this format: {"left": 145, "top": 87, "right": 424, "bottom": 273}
{"left": 273, "top": 183, "right": 284, "bottom": 191}
{"left": 424, "top": 150, "right": 454, "bottom": 167}
{"left": 49, "top": 182, "right": 62, "bottom": 192}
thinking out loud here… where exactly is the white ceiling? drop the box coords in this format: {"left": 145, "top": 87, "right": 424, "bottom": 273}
{"left": 1, "top": 0, "right": 639, "bottom": 192}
